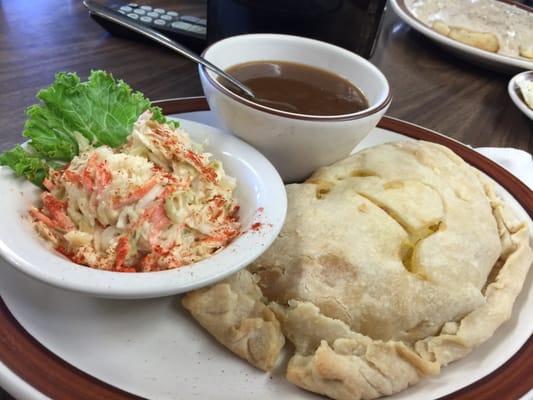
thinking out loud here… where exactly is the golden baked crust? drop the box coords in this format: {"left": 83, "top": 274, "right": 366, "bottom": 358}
{"left": 182, "top": 141, "right": 532, "bottom": 399}
{"left": 254, "top": 141, "right": 503, "bottom": 343}
{"left": 278, "top": 202, "right": 531, "bottom": 399}
{"left": 181, "top": 269, "right": 285, "bottom": 371}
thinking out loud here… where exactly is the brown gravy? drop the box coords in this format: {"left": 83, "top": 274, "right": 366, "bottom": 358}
{"left": 219, "top": 61, "right": 369, "bottom": 116}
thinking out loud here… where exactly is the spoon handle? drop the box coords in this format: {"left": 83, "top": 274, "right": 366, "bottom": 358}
{"left": 82, "top": 0, "right": 255, "bottom": 98}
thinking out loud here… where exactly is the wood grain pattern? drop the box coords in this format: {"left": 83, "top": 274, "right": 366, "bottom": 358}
{"left": 0, "top": 97, "right": 531, "bottom": 400}
{"left": 0, "top": 0, "right": 206, "bottom": 154}
{"left": 371, "top": 10, "right": 533, "bottom": 151}
{"left": 0, "top": 0, "right": 531, "bottom": 155}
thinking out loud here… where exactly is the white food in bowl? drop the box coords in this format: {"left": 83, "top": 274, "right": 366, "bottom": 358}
{"left": 0, "top": 118, "right": 287, "bottom": 299}
{"left": 30, "top": 111, "right": 241, "bottom": 273}
{"left": 518, "top": 79, "right": 533, "bottom": 109}
{"left": 508, "top": 71, "right": 533, "bottom": 120}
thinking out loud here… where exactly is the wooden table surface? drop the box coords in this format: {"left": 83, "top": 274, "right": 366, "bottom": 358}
{"left": 0, "top": 0, "right": 531, "bottom": 398}
{"left": 1, "top": 0, "right": 532, "bottom": 156}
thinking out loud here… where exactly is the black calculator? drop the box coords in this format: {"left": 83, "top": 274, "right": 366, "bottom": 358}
{"left": 88, "top": 2, "right": 207, "bottom": 51}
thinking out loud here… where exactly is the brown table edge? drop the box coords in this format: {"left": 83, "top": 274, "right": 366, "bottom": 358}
{"left": 0, "top": 96, "right": 531, "bottom": 400}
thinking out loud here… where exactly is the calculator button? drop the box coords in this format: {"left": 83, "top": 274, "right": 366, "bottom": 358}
{"left": 133, "top": 8, "right": 146, "bottom": 15}
{"left": 154, "top": 8, "right": 165, "bottom": 14}
{"left": 160, "top": 14, "right": 173, "bottom": 21}
{"left": 180, "top": 15, "right": 200, "bottom": 24}
{"left": 119, "top": 5, "right": 133, "bottom": 12}
{"left": 147, "top": 11, "right": 159, "bottom": 18}
{"left": 171, "top": 21, "right": 192, "bottom": 30}
{"left": 118, "top": 10, "right": 126, "bottom": 15}
{"left": 140, "top": 5, "right": 152, "bottom": 11}
{"left": 196, "top": 18, "right": 207, "bottom": 26}
{"left": 189, "top": 25, "right": 207, "bottom": 35}
{"left": 167, "top": 11, "right": 179, "bottom": 17}
{"left": 127, "top": 13, "right": 139, "bottom": 19}
{"left": 140, "top": 16, "right": 152, "bottom": 23}
{"left": 154, "top": 19, "right": 166, "bottom": 26}
{"left": 128, "top": 3, "right": 138, "bottom": 7}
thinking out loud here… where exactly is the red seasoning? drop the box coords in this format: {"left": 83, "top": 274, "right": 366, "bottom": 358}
{"left": 29, "top": 110, "right": 241, "bottom": 273}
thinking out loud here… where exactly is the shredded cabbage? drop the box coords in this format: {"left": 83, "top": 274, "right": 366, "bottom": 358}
{"left": 29, "top": 111, "right": 240, "bottom": 272}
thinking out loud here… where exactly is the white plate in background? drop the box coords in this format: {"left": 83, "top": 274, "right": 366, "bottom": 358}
{"left": 390, "top": 0, "right": 533, "bottom": 73}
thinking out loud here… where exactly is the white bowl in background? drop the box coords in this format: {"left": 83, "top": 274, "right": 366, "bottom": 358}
{"left": 0, "top": 118, "right": 287, "bottom": 299}
{"left": 199, "top": 34, "right": 392, "bottom": 183}
{"left": 508, "top": 71, "right": 533, "bottom": 120}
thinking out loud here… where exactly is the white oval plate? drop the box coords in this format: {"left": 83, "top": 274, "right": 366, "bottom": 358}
{"left": 390, "top": 0, "right": 533, "bottom": 73}
{"left": 0, "top": 118, "right": 287, "bottom": 299}
{"left": 0, "top": 109, "right": 531, "bottom": 400}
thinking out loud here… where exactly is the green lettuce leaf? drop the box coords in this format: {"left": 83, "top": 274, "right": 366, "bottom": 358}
{"left": 0, "top": 70, "right": 172, "bottom": 187}
{"left": 0, "top": 145, "right": 48, "bottom": 186}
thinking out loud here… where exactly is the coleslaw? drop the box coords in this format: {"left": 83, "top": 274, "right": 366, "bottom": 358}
{"left": 30, "top": 111, "right": 240, "bottom": 272}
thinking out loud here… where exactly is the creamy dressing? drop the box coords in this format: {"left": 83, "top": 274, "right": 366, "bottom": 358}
{"left": 31, "top": 111, "right": 241, "bottom": 272}
{"left": 407, "top": 0, "right": 533, "bottom": 59}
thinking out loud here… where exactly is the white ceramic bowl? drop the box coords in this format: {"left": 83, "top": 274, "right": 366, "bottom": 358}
{"left": 508, "top": 71, "right": 533, "bottom": 120}
{"left": 0, "top": 118, "right": 287, "bottom": 299}
{"left": 199, "top": 34, "right": 391, "bottom": 183}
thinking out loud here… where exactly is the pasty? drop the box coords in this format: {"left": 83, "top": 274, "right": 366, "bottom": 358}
{"left": 182, "top": 141, "right": 532, "bottom": 399}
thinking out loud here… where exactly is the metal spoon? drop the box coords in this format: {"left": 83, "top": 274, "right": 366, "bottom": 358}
{"left": 82, "top": 0, "right": 255, "bottom": 98}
